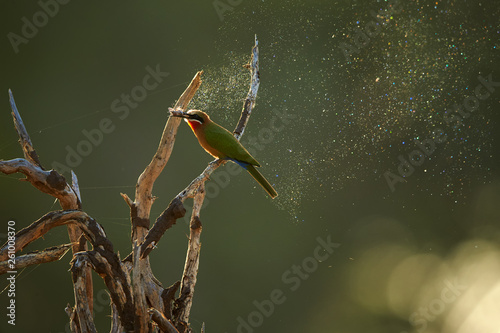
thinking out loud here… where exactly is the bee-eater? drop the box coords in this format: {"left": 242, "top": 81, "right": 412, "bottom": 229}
{"left": 171, "top": 110, "right": 278, "bottom": 198}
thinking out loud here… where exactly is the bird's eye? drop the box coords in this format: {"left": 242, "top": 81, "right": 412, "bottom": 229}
{"left": 194, "top": 115, "right": 204, "bottom": 123}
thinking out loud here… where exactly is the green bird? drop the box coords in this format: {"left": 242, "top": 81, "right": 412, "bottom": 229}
{"left": 172, "top": 110, "right": 278, "bottom": 198}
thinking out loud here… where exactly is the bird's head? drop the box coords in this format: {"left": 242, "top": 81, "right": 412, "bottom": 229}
{"left": 170, "top": 109, "right": 210, "bottom": 132}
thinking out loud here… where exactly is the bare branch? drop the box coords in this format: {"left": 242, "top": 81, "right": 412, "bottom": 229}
{"left": 0, "top": 210, "right": 82, "bottom": 260}
{"left": 70, "top": 255, "right": 97, "bottom": 333}
{"left": 126, "top": 71, "right": 203, "bottom": 332}
{"left": 72, "top": 251, "right": 135, "bottom": 332}
{"left": 65, "top": 304, "right": 80, "bottom": 333}
{"left": 5, "top": 90, "right": 92, "bottom": 319}
{"left": 0, "top": 159, "right": 76, "bottom": 207}
{"left": 234, "top": 34, "right": 260, "bottom": 139}
{"left": 173, "top": 36, "right": 260, "bottom": 331}
{"left": 8, "top": 89, "right": 43, "bottom": 169}
{"left": 0, "top": 210, "right": 134, "bottom": 330}
{"left": 140, "top": 197, "right": 186, "bottom": 259}
{"left": 173, "top": 185, "right": 205, "bottom": 329}
{"left": 110, "top": 299, "right": 125, "bottom": 333}
{"left": 0, "top": 244, "right": 72, "bottom": 275}
{"left": 140, "top": 36, "right": 260, "bottom": 258}
{"left": 149, "top": 308, "right": 179, "bottom": 333}
{"left": 71, "top": 170, "right": 82, "bottom": 207}
{"left": 162, "top": 281, "right": 181, "bottom": 320}
{"left": 1, "top": 36, "right": 261, "bottom": 332}
{"left": 132, "top": 71, "right": 203, "bottom": 241}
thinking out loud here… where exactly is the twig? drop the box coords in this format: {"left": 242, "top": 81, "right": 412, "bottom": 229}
{"left": 234, "top": 34, "right": 260, "bottom": 139}
{"left": 71, "top": 170, "right": 82, "bottom": 207}
{"left": 8, "top": 89, "right": 43, "bottom": 169}
{"left": 0, "top": 159, "right": 76, "bottom": 207}
{"left": 149, "top": 308, "right": 179, "bottom": 333}
{"left": 0, "top": 210, "right": 101, "bottom": 260}
{"left": 0, "top": 244, "right": 72, "bottom": 275}
{"left": 65, "top": 304, "right": 80, "bottom": 333}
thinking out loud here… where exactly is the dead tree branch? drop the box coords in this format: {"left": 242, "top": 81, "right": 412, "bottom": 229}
{"left": 0, "top": 210, "right": 136, "bottom": 331}
{"left": 0, "top": 210, "right": 102, "bottom": 260}
{"left": 1, "top": 35, "right": 260, "bottom": 332}
{"left": 2, "top": 90, "right": 92, "bottom": 314}
{"left": 0, "top": 244, "right": 72, "bottom": 275}
{"left": 149, "top": 308, "right": 179, "bottom": 333}
{"left": 8, "top": 89, "right": 43, "bottom": 169}
{"left": 120, "top": 70, "right": 203, "bottom": 333}
{"left": 71, "top": 255, "right": 97, "bottom": 333}
{"left": 142, "top": 35, "right": 260, "bottom": 331}
{"left": 172, "top": 185, "right": 205, "bottom": 330}
{"left": 141, "top": 35, "right": 260, "bottom": 257}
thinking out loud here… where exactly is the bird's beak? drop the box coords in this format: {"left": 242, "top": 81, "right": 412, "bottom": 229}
{"left": 169, "top": 108, "right": 190, "bottom": 119}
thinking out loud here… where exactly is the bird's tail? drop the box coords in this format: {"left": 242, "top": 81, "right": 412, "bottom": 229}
{"left": 246, "top": 165, "right": 278, "bottom": 199}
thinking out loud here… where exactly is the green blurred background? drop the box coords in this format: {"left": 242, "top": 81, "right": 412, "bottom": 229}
{"left": 1, "top": 0, "right": 500, "bottom": 332}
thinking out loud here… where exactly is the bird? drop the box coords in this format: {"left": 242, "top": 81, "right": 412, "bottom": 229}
{"left": 171, "top": 109, "right": 278, "bottom": 198}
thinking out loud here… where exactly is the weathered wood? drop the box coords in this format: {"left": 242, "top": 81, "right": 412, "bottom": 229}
{"left": 8, "top": 89, "right": 43, "bottom": 169}
{"left": 234, "top": 34, "right": 260, "bottom": 139}
{"left": 125, "top": 70, "right": 204, "bottom": 332}
{"left": 0, "top": 244, "right": 72, "bottom": 275}
{"left": 162, "top": 281, "right": 181, "bottom": 320}
{"left": 149, "top": 308, "right": 179, "bottom": 333}
{"left": 0, "top": 210, "right": 135, "bottom": 331}
{"left": 1, "top": 36, "right": 261, "bottom": 332}
{"left": 140, "top": 36, "right": 260, "bottom": 258}
{"left": 71, "top": 255, "right": 97, "bottom": 333}
{"left": 173, "top": 186, "right": 205, "bottom": 331}
{"left": 131, "top": 70, "right": 204, "bottom": 242}
{"left": 0, "top": 210, "right": 83, "bottom": 260}
{"left": 4, "top": 90, "right": 92, "bottom": 317}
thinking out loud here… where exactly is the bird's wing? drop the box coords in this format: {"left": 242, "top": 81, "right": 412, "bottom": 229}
{"left": 204, "top": 123, "right": 260, "bottom": 166}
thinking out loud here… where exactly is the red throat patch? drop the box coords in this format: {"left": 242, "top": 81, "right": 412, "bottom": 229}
{"left": 187, "top": 119, "right": 201, "bottom": 132}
